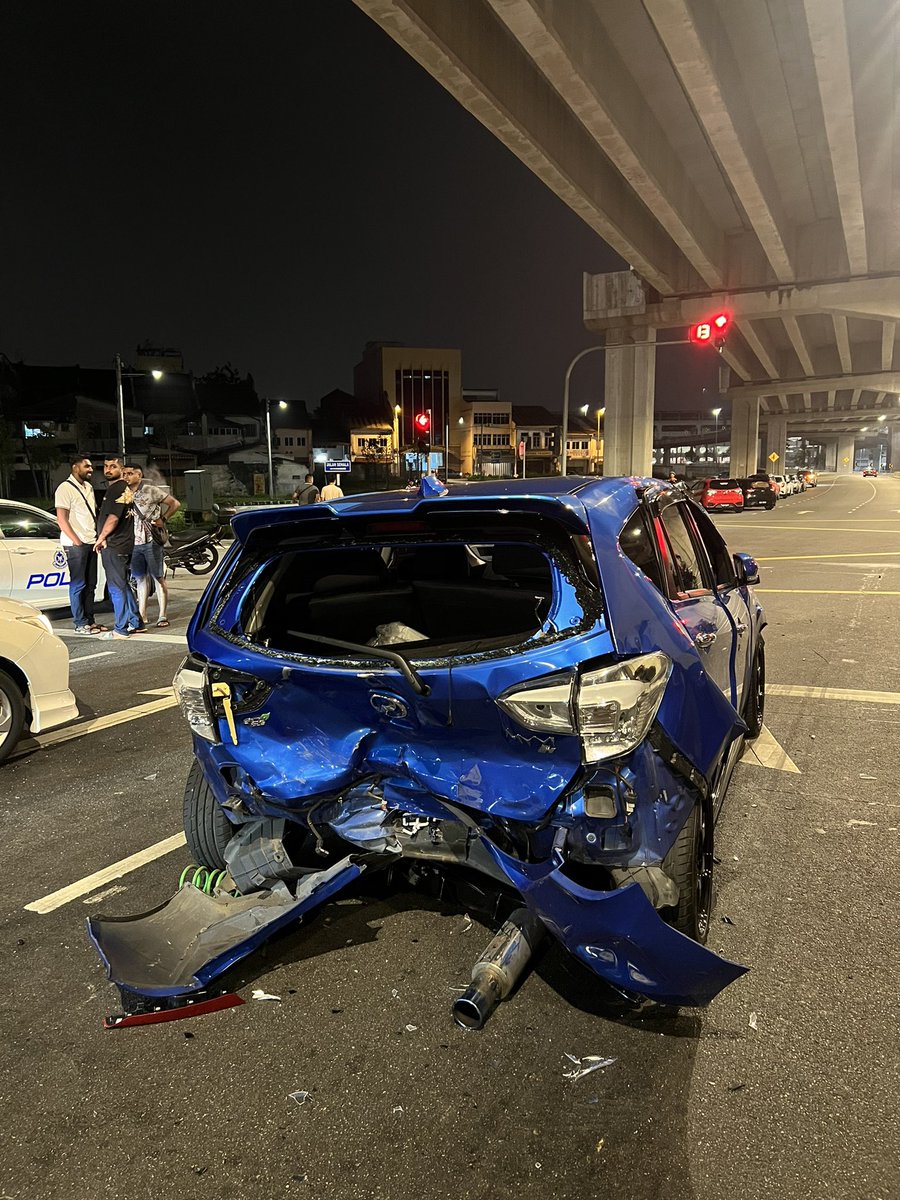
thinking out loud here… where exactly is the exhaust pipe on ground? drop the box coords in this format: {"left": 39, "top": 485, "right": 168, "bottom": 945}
{"left": 452, "top": 907, "right": 546, "bottom": 1030}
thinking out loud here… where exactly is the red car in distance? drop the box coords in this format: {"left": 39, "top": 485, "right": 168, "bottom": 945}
{"left": 690, "top": 478, "right": 745, "bottom": 512}
{"left": 862, "top": 467, "right": 878, "bottom": 477}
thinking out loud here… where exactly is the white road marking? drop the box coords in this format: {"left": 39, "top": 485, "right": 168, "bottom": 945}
{"left": 82, "top": 884, "right": 128, "bottom": 905}
{"left": 739, "top": 725, "right": 800, "bottom": 773}
{"left": 24, "top": 832, "right": 187, "bottom": 914}
{"left": 768, "top": 683, "right": 900, "bottom": 705}
{"left": 797, "top": 510, "right": 813, "bottom": 514}
{"left": 68, "top": 651, "right": 116, "bottom": 664}
{"left": 10, "top": 687, "right": 177, "bottom": 758}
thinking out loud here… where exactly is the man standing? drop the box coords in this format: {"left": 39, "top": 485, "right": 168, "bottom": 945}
{"left": 93, "top": 456, "right": 141, "bottom": 638}
{"left": 320, "top": 476, "right": 344, "bottom": 502}
{"left": 54, "top": 453, "right": 107, "bottom": 634}
{"left": 123, "top": 464, "right": 180, "bottom": 629}
{"left": 292, "top": 474, "right": 320, "bottom": 504}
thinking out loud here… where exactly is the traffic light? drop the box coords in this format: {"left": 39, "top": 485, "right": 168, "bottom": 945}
{"left": 414, "top": 412, "right": 431, "bottom": 434}
{"left": 689, "top": 312, "right": 730, "bottom": 348}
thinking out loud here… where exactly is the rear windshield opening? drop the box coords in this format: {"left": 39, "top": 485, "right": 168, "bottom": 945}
{"left": 239, "top": 539, "right": 559, "bottom": 658}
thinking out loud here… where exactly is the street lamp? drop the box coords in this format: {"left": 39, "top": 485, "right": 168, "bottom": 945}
{"left": 561, "top": 346, "right": 607, "bottom": 475}
{"left": 115, "top": 352, "right": 163, "bottom": 459}
{"left": 265, "top": 399, "right": 288, "bottom": 496}
{"left": 596, "top": 406, "right": 605, "bottom": 474}
{"left": 393, "top": 404, "right": 402, "bottom": 481}
{"left": 711, "top": 407, "right": 722, "bottom": 467}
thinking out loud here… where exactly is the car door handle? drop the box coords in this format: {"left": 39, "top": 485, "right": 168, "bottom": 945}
{"left": 694, "top": 632, "right": 717, "bottom": 649}
{"left": 12, "top": 547, "right": 36, "bottom": 554}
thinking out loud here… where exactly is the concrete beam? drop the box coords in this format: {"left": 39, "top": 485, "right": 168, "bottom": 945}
{"left": 485, "top": 0, "right": 726, "bottom": 286}
{"left": 728, "top": 371, "right": 900, "bottom": 400}
{"left": 883, "top": 323, "right": 896, "bottom": 372}
{"left": 783, "top": 316, "right": 816, "bottom": 377}
{"left": 643, "top": 0, "right": 796, "bottom": 282}
{"left": 803, "top": 0, "right": 868, "bottom": 276}
{"left": 739, "top": 320, "right": 779, "bottom": 378}
{"left": 584, "top": 274, "right": 900, "bottom": 332}
{"left": 354, "top": 0, "right": 699, "bottom": 294}
{"left": 833, "top": 314, "right": 853, "bottom": 373}
{"left": 759, "top": 406, "right": 898, "bottom": 428}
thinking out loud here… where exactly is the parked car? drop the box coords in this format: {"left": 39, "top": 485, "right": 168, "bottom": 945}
{"left": 0, "top": 597, "right": 78, "bottom": 764}
{"left": 740, "top": 475, "right": 778, "bottom": 509}
{"left": 771, "top": 474, "right": 796, "bottom": 496}
{"left": 801, "top": 469, "right": 818, "bottom": 487}
{"left": 862, "top": 466, "right": 878, "bottom": 477}
{"left": 0, "top": 499, "right": 106, "bottom": 611}
{"left": 91, "top": 477, "right": 766, "bottom": 1023}
{"left": 689, "top": 477, "right": 745, "bottom": 511}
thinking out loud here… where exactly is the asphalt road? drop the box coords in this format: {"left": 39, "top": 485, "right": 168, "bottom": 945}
{"left": 1, "top": 478, "right": 898, "bottom": 1200}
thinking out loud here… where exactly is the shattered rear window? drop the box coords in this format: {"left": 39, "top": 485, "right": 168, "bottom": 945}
{"left": 212, "top": 517, "right": 602, "bottom": 661}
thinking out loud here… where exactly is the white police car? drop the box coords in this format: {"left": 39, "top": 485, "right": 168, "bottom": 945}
{"left": 0, "top": 596, "right": 78, "bottom": 763}
{"left": 0, "top": 499, "right": 106, "bottom": 610}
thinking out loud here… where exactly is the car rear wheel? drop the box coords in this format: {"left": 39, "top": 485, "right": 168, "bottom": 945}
{"left": 662, "top": 801, "right": 712, "bottom": 944}
{"left": 183, "top": 759, "right": 233, "bottom": 868}
{"left": 0, "top": 669, "right": 27, "bottom": 766}
{"left": 743, "top": 640, "right": 766, "bottom": 739}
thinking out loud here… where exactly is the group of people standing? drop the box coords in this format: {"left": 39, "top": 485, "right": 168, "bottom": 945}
{"left": 291, "top": 474, "right": 344, "bottom": 503}
{"left": 54, "top": 453, "right": 181, "bottom": 639}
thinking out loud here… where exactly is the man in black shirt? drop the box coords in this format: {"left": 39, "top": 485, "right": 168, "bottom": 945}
{"left": 93, "top": 457, "right": 142, "bottom": 638}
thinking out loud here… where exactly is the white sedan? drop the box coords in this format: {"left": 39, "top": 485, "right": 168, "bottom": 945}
{"left": 0, "top": 597, "right": 78, "bottom": 763}
{"left": 0, "top": 499, "right": 106, "bottom": 610}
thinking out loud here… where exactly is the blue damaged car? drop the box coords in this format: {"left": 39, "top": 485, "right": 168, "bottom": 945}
{"left": 90, "top": 476, "right": 765, "bottom": 1027}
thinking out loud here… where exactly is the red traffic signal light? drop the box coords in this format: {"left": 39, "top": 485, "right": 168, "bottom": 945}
{"left": 689, "top": 312, "right": 730, "bottom": 346}
{"left": 414, "top": 412, "right": 431, "bottom": 433}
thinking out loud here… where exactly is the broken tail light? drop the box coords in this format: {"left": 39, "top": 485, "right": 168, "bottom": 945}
{"left": 497, "top": 652, "right": 671, "bottom": 763}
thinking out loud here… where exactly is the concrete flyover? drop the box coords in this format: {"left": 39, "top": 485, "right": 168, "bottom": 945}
{"left": 353, "top": 0, "right": 900, "bottom": 475}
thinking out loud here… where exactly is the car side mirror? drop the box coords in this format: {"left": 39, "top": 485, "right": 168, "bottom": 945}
{"left": 733, "top": 551, "right": 759, "bottom": 586}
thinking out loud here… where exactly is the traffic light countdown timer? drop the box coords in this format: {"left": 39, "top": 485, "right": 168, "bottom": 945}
{"left": 688, "top": 312, "right": 730, "bottom": 349}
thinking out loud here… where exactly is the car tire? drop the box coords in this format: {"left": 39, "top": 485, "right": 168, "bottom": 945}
{"left": 0, "top": 669, "right": 27, "bottom": 766}
{"left": 662, "top": 800, "right": 712, "bottom": 944}
{"left": 183, "top": 759, "right": 233, "bottom": 868}
{"left": 742, "top": 639, "right": 766, "bottom": 738}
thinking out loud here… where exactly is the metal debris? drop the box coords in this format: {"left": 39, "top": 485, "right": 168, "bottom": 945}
{"left": 563, "top": 1053, "right": 617, "bottom": 1081}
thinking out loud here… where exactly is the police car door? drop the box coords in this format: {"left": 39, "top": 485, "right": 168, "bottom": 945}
{"left": 656, "top": 498, "right": 736, "bottom": 705}
{"left": 0, "top": 505, "right": 71, "bottom": 607}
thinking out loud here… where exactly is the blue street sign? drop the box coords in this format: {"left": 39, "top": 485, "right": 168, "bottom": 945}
{"left": 325, "top": 460, "right": 352, "bottom": 473}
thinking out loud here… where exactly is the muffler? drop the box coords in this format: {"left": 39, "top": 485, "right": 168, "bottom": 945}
{"left": 452, "top": 907, "right": 545, "bottom": 1030}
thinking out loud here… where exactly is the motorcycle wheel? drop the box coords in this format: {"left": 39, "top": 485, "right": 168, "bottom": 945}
{"left": 185, "top": 545, "right": 219, "bottom": 575}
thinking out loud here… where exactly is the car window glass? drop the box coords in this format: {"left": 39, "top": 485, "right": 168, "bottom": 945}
{"left": 0, "top": 507, "right": 59, "bottom": 539}
{"left": 619, "top": 509, "right": 666, "bottom": 594}
{"left": 685, "top": 504, "right": 736, "bottom": 588}
{"left": 659, "top": 504, "right": 707, "bottom": 594}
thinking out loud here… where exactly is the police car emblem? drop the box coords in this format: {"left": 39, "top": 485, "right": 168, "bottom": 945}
{"left": 53, "top": 548, "right": 67, "bottom": 569}
{"left": 369, "top": 693, "right": 408, "bottom": 719}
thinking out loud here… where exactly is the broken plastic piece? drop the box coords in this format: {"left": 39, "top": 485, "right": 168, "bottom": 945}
{"left": 288, "top": 1091, "right": 310, "bottom": 1106}
{"left": 251, "top": 988, "right": 281, "bottom": 1002}
{"left": 563, "top": 1054, "right": 616, "bottom": 1081}
{"left": 104, "top": 991, "right": 244, "bottom": 1029}
{"left": 748, "top": 1012, "right": 758, "bottom": 1030}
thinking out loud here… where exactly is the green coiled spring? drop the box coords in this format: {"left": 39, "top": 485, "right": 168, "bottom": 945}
{"left": 179, "top": 864, "right": 228, "bottom": 894}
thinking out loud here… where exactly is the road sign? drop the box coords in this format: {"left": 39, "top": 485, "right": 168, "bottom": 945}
{"left": 843, "top": 456, "right": 850, "bottom": 464}
{"left": 325, "top": 459, "right": 351, "bottom": 473}
{"left": 768, "top": 452, "right": 779, "bottom": 462}
{"left": 518, "top": 440, "right": 525, "bottom": 459}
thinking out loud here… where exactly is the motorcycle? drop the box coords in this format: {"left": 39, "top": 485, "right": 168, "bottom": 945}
{"left": 163, "top": 504, "right": 231, "bottom": 576}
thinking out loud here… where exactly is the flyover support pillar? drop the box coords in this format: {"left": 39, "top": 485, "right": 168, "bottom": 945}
{"left": 891, "top": 428, "right": 900, "bottom": 473}
{"left": 837, "top": 434, "right": 856, "bottom": 474}
{"left": 729, "top": 395, "right": 760, "bottom": 478}
{"left": 765, "top": 416, "right": 788, "bottom": 475}
{"left": 603, "top": 328, "right": 656, "bottom": 477}
{"left": 823, "top": 439, "right": 838, "bottom": 472}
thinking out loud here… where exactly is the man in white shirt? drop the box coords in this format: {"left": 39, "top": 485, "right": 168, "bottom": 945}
{"left": 320, "top": 477, "right": 344, "bottom": 502}
{"left": 53, "top": 452, "right": 106, "bottom": 634}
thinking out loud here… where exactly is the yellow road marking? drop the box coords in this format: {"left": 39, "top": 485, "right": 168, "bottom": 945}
{"left": 756, "top": 551, "right": 900, "bottom": 561}
{"left": 756, "top": 588, "right": 900, "bottom": 595}
{"left": 24, "top": 833, "right": 187, "bottom": 914}
{"left": 768, "top": 683, "right": 900, "bottom": 705}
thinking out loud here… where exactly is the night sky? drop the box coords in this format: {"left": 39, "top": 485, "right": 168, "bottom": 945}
{"left": 2, "top": 1, "right": 718, "bottom": 415}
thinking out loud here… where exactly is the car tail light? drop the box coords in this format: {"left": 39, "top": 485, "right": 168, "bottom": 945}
{"left": 704, "top": 490, "right": 714, "bottom": 500}
{"left": 173, "top": 660, "right": 218, "bottom": 742}
{"left": 497, "top": 652, "right": 671, "bottom": 763}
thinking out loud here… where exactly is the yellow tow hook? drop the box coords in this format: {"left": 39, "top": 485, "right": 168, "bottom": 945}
{"left": 211, "top": 681, "right": 238, "bottom": 745}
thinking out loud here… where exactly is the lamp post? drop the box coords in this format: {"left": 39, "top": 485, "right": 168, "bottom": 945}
{"left": 265, "top": 399, "right": 288, "bottom": 496}
{"left": 596, "top": 406, "right": 605, "bottom": 474}
{"left": 561, "top": 346, "right": 606, "bottom": 475}
{"left": 115, "top": 353, "right": 163, "bottom": 459}
{"left": 711, "top": 406, "right": 722, "bottom": 467}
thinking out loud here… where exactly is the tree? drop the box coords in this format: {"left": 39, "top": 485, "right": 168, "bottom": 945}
{"left": 25, "top": 431, "right": 62, "bottom": 499}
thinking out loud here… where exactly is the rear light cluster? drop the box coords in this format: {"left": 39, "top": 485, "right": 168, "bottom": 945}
{"left": 173, "top": 661, "right": 217, "bottom": 741}
{"left": 497, "top": 652, "right": 671, "bottom": 762}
